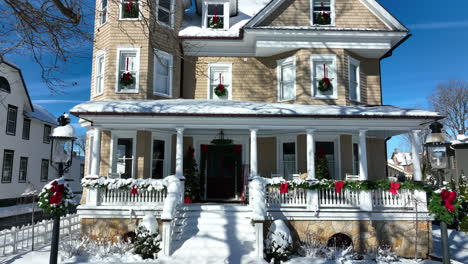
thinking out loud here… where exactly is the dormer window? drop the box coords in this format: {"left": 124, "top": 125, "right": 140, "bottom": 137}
{"left": 311, "top": 0, "right": 335, "bottom": 26}
{"left": 202, "top": 0, "right": 230, "bottom": 30}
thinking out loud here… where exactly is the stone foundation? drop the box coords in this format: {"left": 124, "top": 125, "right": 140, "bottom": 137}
{"left": 81, "top": 218, "right": 163, "bottom": 242}
{"left": 265, "top": 220, "right": 432, "bottom": 258}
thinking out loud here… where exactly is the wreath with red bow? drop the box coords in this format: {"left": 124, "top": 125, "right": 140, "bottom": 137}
{"left": 38, "top": 178, "right": 76, "bottom": 216}
{"left": 318, "top": 64, "right": 333, "bottom": 92}
{"left": 123, "top": 0, "right": 139, "bottom": 18}
{"left": 214, "top": 73, "right": 228, "bottom": 97}
{"left": 120, "top": 57, "right": 135, "bottom": 87}
{"left": 428, "top": 188, "right": 461, "bottom": 224}
{"left": 316, "top": 2, "right": 331, "bottom": 25}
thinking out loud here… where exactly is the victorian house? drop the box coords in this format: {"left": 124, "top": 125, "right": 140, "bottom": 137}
{"left": 73, "top": 0, "right": 442, "bottom": 259}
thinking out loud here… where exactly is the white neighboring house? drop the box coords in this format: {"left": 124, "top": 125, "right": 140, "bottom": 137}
{"left": 0, "top": 59, "right": 65, "bottom": 206}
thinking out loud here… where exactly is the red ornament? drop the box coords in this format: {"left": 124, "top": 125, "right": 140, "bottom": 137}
{"left": 280, "top": 182, "right": 289, "bottom": 194}
{"left": 440, "top": 189, "right": 457, "bottom": 212}
{"left": 334, "top": 181, "right": 345, "bottom": 193}
{"left": 389, "top": 182, "right": 401, "bottom": 195}
{"left": 184, "top": 197, "right": 193, "bottom": 204}
{"left": 130, "top": 186, "right": 138, "bottom": 195}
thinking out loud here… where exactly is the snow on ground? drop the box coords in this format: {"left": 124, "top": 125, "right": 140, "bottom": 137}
{"left": 0, "top": 203, "right": 41, "bottom": 218}
{"left": 432, "top": 225, "right": 468, "bottom": 263}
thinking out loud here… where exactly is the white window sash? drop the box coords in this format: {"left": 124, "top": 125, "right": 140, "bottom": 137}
{"left": 95, "top": 54, "right": 105, "bottom": 96}
{"left": 277, "top": 57, "right": 296, "bottom": 102}
{"left": 156, "top": 0, "right": 174, "bottom": 27}
{"left": 110, "top": 132, "right": 137, "bottom": 178}
{"left": 115, "top": 48, "right": 140, "bottom": 93}
{"left": 310, "top": 0, "right": 336, "bottom": 26}
{"left": 154, "top": 50, "right": 173, "bottom": 97}
{"left": 208, "top": 63, "right": 232, "bottom": 100}
{"left": 311, "top": 54, "right": 337, "bottom": 99}
{"left": 119, "top": 0, "right": 140, "bottom": 20}
{"left": 98, "top": 0, "right": 108, "bottom": 25}
{"left": 202, "top": 2, "right": 230, "bottom": 30}
{"left": 348, "top": 56, "right": 361, "bottom": 102}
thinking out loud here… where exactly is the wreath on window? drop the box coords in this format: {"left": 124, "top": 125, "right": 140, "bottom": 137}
{"left": 38, "top": 178, "right": 77, "bottom": 216}
{"left": 209, "top": 5, "right": 224, "bottom": 29}
{"left": 318, "top": 64, "right": 333, "bottom": 92}
{"left": 316, "top": 2, "right": 331, "bottom": 25}
{"left": 214, "top": 73, "right": 228, "bottom": 97}
{"left": 123, "top": 0, "right": 139, "bottom": 18}
{"left": 120, "top": 57, "right": 135, "bottom": 87}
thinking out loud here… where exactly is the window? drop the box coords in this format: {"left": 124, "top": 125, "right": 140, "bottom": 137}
{"left": 203, "top": 1, "right": 229, "bottom": 29}
{"left": 43, "top": 125, "right": 51, "bottom": 144}
{"left": 311, "top": 0, "right": 335, "bottom": 26}
{"left": 282, "top": 142, "right": 296, "bottom": 179}
{"left": 95, "top": 54, "right": 105, "bottom": 96}
{"left": 311, "top": 54, "right": 337, "bottom": 99}
{"left": 277, "top": 57, "right": 296, "bottom": 101}
{"left": 154, "top": 50, "right": 173, "bottom": 97}
{"left": 208, "top": 63, "right": 232, "bottom": 100}
{"left": 80, "top": 164, "right": 85, "bottom": 179}
{"left": 156, "top": 0, "right": 173, "bottom": 26}
{"left": 117, "top": 49, "right": 139, "bottom": 92}
{"left": 0, "top": 77, "right": 10, "bottom": 93}
{"left": 19, "top": 157, "right": 28, "bottom": 183}
{"left": 120, "top": 0, "right": 140, "bottom": 19}
{"left": 1, "top": 150, "right": 14, "bottom": 183}
{"left": 116, "top": 138, "right": 134, "bottom": 179}
{"left": 348, "top": 56, "right": 360, "bottom": 102}
{"left": 152, "top": 140, "right": 166, "bottom": 179}
{"left": 41, "top": 159, "right": 49, "bottom": 182}
{"left": 6, "top": 105, "right": 18, "bottom": 136}
{"left": 99, "top": 0, "right": 108, "bottom": 25}
{"left": 352, "top": 143, "right": 360, "bottom": 175}
{"left": 22, "top": 118, "right": 31, "bottom": 140}
{"left": 316, "top": 141, "right": 337, "bottom": 179}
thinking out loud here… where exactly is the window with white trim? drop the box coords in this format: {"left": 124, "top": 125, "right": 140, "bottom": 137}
{"left": 316, "top": 141, "right": 337, "bottom": 179}
{"left": 311, "top": 54, "right": 337, "bottom": 99}
{"left": 117, "top": 49, "right": 139, "bottom": 93}
{"left": 154, "top": 50, "right": 173, "bottom": 97}
{"left": 277, "top": 57, "right": 296, "bottom": 101}
{"left": 352, "top": 143, "right": 360, "bottom": 175}
{"left": 208, "top": 64, "right": 231, "bottom": 100}
{"left": 152, "top": 139, "right": 166, "bottom": 179}
{"left": 120, "top": 0, "right": 140, "bottom": 19}
{"left": 311, "top": 0, "right": 335, "bottom": 26}
{"left": 116, "top": 138, "right": 134, "bottom": 179}
{"left": 95, "top": 54, "right": 105, "bottom": 96}
{"left": 156, "top": 0, "right": 173, "bottom": 26}
{"left": 348, "top": 56, "right": 360, "bottom": 102}
{"left": 98, "top": 0, "right": 108, "bottom": 25}
{"left": 281, "top": 142, "right": 297, "bottom": 180}
{"left": 202, "top": 1, "right": 230, "bottom": 29}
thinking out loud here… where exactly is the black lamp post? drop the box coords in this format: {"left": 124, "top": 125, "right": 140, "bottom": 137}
{"left": 424, "top": 121, "right": 451, "bottom": 264}
{"left": 48, "top": 113, "right": 76, "bottom": 264}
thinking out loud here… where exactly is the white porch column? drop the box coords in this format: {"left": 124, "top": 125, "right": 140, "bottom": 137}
{"left": 250, "top": 128, "right": 258, "bottom": 178}
{"left": 175, "top": 127, "right": 185, "bottom": 179}
{"left": 88, "top": 128, "right": 101, "bottom": 178}
{"left": 358, "top": 129, "right": 368, "bottom": 180}
{"left": 410, "top": 130, "right": 423, "bottom": 181}
{"left": 306, "top": 129, "right": 316, "bottom": 180}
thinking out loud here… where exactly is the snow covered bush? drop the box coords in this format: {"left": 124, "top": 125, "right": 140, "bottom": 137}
{"left": 133, "top": 215, "right": 161, "bottom": 259}
{"left": 265, "top": 220, "right": 293, "bottom": 263}
{"left": 368, "top": 246, "right": 398, "bottom": 263}
{"left": 59, "top": 236, "right": 133, "bottom": 261}
{"left": 298, "top": 231, "right": 327, "bottom": 257}
{"left": 60, "top": 237, "right": 89, "bottom": 259}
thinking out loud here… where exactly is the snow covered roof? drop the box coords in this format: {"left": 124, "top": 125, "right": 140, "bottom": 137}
{"left": 451, "top": 134, "right": 468, "bottom": 146}
{"left": 26, "top": 104, "right": 57, "bottom": 125}
{"left": 392, "top": 152, "right": 413, "bottom": 166}
{"left": 180, "top": 0, "right": 270, "bottom": 38}
{"left": 70, "top": 99, "right": 442, "bottom": 119}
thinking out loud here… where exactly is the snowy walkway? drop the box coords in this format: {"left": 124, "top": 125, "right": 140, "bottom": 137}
{"left": 431, "top": 225, "right": 468, "bottom": 263}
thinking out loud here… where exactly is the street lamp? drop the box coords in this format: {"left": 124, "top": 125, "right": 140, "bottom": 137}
{"left": 48, "top": 113, "right": 76, "bottom": 264}
{"left": 424, "top": 121, "right": 451, "bottom": 264}
{"left": 21, "top": 182, "right": 37, "bottom": 251}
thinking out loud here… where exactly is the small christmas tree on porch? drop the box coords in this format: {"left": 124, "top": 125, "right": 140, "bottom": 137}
{"left": 315, "top": 147, "right": 330, "bottom": 180}
{"left": 184, "top": 146, "right": 202, "bottom": 202}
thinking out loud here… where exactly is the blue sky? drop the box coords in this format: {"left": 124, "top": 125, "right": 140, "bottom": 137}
{"left": 4, "top": 0, "right": 468, "bottom": 157}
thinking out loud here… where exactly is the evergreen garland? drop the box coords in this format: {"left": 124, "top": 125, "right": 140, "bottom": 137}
{"left": 133, "top": 226, "right": 161, "bottom": 260}
{"left": 428, "top": 189, "right": 462, "bottom": 225}
{"left": 38, "top": 178, "right": 76, "bottom": 216}
{"left": 184, "top": 146, "right": 202, "bottom": 201}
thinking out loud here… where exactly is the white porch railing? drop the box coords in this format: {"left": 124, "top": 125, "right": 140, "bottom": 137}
{"left": 319, "top": 188, "right": 361, "bottom": 208}
{"left": 372, "top": 189, "right": 415, "bottom": 209}
{"left": 266, "top": 186, "right": 307, "bottom": 208}
{"left": 100, "top": 188, "right": 167, "bottom": 206}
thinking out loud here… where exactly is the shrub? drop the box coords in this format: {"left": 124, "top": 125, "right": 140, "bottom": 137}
{"left": 133, "top": 225, "right": 161, "bottom": 259}
{"left": 265, "top": 220, "right": 293, "bottom": 263}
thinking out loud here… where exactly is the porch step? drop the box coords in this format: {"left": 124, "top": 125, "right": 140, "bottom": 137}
{"left": 170, "top": 204, "right": 256, "bottom": 259}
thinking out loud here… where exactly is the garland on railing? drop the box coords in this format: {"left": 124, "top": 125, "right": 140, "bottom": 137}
{"left": 266, "top": 178, "right": 431, "bottom": 192}
{"left": 82, "top": 177, "right": 167, "bottom": 192}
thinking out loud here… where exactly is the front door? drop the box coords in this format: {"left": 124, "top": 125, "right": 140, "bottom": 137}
{"left": 202, "top": 145, "right": 242, "bottom": 200}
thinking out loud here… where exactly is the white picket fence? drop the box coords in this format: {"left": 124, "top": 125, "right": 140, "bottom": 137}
{"left": 0, "top": 214, "right": 80, "bottom": 256}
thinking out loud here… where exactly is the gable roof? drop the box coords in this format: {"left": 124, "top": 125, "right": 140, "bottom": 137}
{"left": 0, "top": 57, "right": 34, "bottom": 112}
{"left": 26, "top": 104, "right": 57, "bottom": 126}
{"left": 245, "top": 0, "right": 408, "bottom": 31}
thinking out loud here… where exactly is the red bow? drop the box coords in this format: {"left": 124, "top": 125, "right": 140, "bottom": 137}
{"left": 334, "top": 181, "right": 345, "bottom": 193}
{"left": 130, "top": 186, "right": 138, "bottom": 195}
{"left": 280, "top": 183, "right": 289, "bottom": 194}
{"left": 49, "top": 192, "right": 63, "bottom": 205}
{"left": 48, "top": 180, "right": 65, "bottom": 205}
{"left": 389, "top": 182, "right": 401, "bottom": 195}
{"left": 440, "top": 189, "right": 457, "bottom": 212}
{"left": 184, "top": 197, "right": 193, "bottom": 204}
